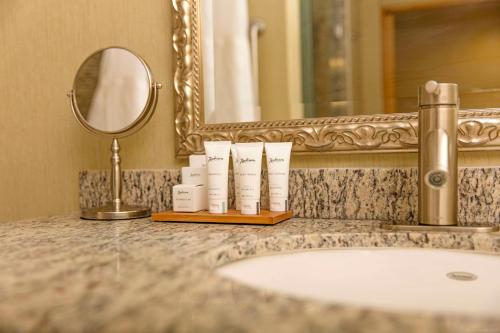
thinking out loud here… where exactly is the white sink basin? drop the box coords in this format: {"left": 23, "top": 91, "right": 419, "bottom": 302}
{"left": 217, "top": 248, "right": 500, "bottom": 317}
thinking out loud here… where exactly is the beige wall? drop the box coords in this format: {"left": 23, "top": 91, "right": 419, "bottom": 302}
{"left": 1, "top": 0, "right": 499, "bottom": 222}
{"left": 0, "top": 0, "right": 182, "bottom": 222}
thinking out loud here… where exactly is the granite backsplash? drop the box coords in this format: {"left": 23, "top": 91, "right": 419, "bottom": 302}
{"left": 80, "top": 168, "right": 500, "bottom": 225}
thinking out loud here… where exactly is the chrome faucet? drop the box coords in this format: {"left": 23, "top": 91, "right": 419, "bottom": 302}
{"left": 418, "top": 80, "right": 458, "bottom": 226}
{"left": 383, "top": 80, "right": 497, "bottom": 232}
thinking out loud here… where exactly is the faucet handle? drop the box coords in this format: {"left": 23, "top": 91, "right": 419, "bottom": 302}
{"left": 419, "top": 81, "right": 458, "bottom": 107}
{"left": 424, "top": 80, "right": 440, "bottom": 95}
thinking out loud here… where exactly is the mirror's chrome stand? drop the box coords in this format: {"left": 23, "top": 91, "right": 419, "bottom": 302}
{"left": 81, "top": 139, "right": 151, "bottom": 220}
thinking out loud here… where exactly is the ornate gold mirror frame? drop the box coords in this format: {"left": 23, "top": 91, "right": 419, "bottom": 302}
{"left": 172, "top": 0, "right": 500, "bottom": 157}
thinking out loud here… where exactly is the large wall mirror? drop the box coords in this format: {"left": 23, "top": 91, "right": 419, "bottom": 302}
{"left": 173, "top": 0, "right": 500, "bottom": 156}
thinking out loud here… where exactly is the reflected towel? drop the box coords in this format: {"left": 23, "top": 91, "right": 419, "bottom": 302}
{"left": 203, "top": 0, "right": 259, "bottom": 124}
{"left": 87, "top": 49, "right": 149, "bottom": 132}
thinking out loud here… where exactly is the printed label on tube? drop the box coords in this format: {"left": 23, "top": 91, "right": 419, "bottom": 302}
{"left": 230, "top": 144, "right": 241, "bottom": 211}
{"left": 236, "top": 142, "right": 264, "bottom": 215}
{"left": 265, "top": 142, "right": 292, "bottom": 212}
{"left": 204, "top": 141, "right": 231, "bottom": 213}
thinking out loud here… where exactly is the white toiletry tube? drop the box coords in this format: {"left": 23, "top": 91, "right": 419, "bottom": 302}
{"left": 265, "top": 142, "right": 292, "bottom": 211}
{"left": 230, "top": 144, "right": 241, "bottom": 211}
{"left": 204, "top": 141, "right": 231, "bottom": 213}
{"left": 236, "top": 142, "right": 264, "bottom": 215}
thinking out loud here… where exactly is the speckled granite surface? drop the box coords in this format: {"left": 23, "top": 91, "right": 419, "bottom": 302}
{"left": 0, "top": 216, "right": 499, "bottom": 333}
{"left": 80, "top": 168, "right": 500, "bottom": 225}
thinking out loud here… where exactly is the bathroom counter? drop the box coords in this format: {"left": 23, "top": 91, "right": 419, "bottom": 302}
{"left": 1, "top": 215, "right": 499, "bottom": 333}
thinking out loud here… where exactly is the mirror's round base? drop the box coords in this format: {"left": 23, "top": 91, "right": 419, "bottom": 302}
{"left": 81, "top": 204, "right": 151, "bottom": 220}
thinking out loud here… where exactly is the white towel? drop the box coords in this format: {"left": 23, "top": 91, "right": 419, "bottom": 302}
{"left": 202, "top": 0, "right": 259, "bottom": 124}
{"left": 87, "top": 48, "right": 149, "bottom": 132}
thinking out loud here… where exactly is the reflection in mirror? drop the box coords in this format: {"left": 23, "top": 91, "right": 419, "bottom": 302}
{"left": 74, "top": 47, "right": 151, "bottom": 132}
{"left": 202, "top": 0, "right": 500, "bottom": 124}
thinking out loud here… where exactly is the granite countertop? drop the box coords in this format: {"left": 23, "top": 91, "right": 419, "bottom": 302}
{"left": 1, "top": 216, "right": 499, "bottom": 333}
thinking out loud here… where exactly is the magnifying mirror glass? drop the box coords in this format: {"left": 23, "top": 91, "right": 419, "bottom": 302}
{"left": 68, "top": 47, "right": 162, "bottom": 220}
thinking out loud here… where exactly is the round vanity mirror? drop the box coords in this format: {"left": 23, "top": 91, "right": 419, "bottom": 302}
{"left": 68, "top": 47, "right": 162, "bottom": 220}
{"left": 70, "top": 47, "right": 159, "bottom": 136}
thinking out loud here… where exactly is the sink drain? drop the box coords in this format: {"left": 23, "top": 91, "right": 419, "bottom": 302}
{"left": 446, "top": 271, "right": 478, "bottom": 281}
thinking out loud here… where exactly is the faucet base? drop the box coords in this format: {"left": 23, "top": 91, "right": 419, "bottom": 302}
{"left": 381, "top": 222, "right": 498, "bottom": 233}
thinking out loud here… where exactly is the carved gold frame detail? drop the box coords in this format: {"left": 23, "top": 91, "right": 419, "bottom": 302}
{"left": 172, "top": 0, "right": 500, "bottom": 156}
